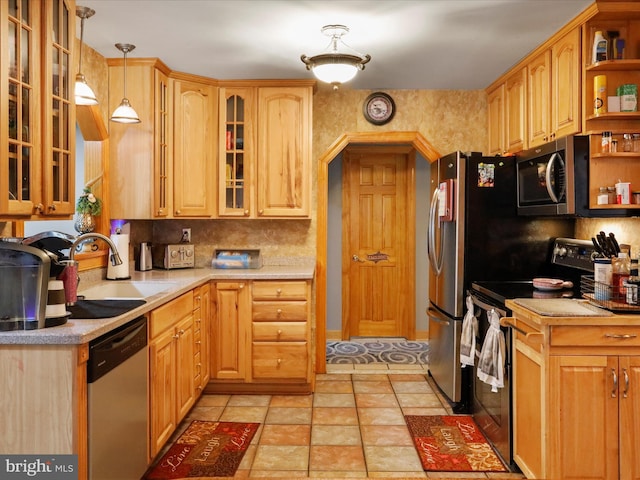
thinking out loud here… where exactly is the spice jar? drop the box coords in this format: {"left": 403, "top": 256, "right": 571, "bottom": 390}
{"left": 607, "top": 186, "right": 617, "bottom": 204}
{"left": 602, "top": 131, "right": 612, "bottom": 153}
{"left": 611, "top": 139, "right": 618, "bottom": 152}
{"left": 633, "top": 133, "right": 640, "bottom": 152}
{"left": 623, "top": 133, "right": 633, "bottom": 152}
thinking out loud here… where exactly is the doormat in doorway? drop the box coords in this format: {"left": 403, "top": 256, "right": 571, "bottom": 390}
{"left": 326, "top": 339, "right": 429, "bottom": 364}
{"left": 405, "top": 415, "right": 507, "bottom": 473}
{"left": 144, "top": 420, "right": 259, "bottom": 479}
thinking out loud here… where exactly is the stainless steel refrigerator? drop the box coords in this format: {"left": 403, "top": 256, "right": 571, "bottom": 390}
{"left": 426, "top": 151, "right": 573, "bottom": 411}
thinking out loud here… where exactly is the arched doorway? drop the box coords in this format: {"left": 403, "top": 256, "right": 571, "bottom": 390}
{"left": 315, "top": 131, "right": 440, "bottom": 373}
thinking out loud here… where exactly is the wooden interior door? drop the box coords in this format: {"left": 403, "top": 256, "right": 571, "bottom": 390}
{"left": 342, "top": 146, "right": 415, "bottom": 339}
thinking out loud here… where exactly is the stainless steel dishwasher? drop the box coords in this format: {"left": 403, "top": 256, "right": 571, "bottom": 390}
{"left": 87, "top": 316, "right": 148, "bottom": 480}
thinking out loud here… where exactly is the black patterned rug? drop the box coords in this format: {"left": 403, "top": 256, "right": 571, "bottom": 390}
{"left": 326, "top": 338, "right": 429, "bottom": 364}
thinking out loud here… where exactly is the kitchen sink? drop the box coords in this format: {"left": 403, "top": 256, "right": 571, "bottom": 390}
{"left": 78, "top": 281, "right": 178, "bottom": 300}
{"left": 68, "top": 299, "right": 147, "bottom": 319}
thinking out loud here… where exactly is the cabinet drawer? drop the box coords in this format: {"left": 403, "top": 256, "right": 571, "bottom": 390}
{"left": 253, "top": 322, "right": 307, "bottom": 342}
{"left": 252, "top": 343, "right": 308, "bottom": 379}
{"left": 252, "top": 301, "right": 308, "bottom": 321}
{"left": 252, "top": 281, "right": 308, "bottom": 301}
{"left": 550, "top": 325, "right": 640, "bottom": 347}
{"left": 150, "top": 292, "right": 194, "bottom": 338}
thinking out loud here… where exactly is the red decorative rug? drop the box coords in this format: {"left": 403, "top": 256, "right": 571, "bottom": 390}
{"left": 405, "top": 415, "right": 506, "bottom": 472}
{"left": 145, "top": 421, "right": 259, "bottom": 479}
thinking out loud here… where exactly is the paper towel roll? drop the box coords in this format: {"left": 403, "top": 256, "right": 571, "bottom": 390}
{"left": 107, "top": 233, "right": 131, "bottom": 279}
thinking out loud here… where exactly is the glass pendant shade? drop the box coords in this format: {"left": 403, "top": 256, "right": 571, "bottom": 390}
{"left": 110, "top": 43, "right": 141, "bottom": 124}
{"left": 110, "top": 98, "right": 140, "bottom": 124}
{"left": 75, "top": 6, "right": 98, "bottom": 105}
{"left": 74, "top": 73, "right": 98, "bottom": 105}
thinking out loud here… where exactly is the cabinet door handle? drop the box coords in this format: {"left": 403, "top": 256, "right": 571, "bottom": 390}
{"left": 605, "top": 333, "right": 638, "bottom": 339}
{"left": 611, "top": 368, "right": 618, "bottom": 398}
{"left": 623, "top": 368, "right": 630, "bottom": 399}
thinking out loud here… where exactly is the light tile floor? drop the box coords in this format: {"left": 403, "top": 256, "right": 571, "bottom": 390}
{"left": 163, "top": 366, "right": 526, "bottom": 479}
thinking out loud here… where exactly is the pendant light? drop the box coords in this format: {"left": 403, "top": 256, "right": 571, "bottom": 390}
{"left": 301, "top": 25, "right": 371, "bottom": 90}
{"left": 74, "top": 6, "right": 98, "bottom": 105}
{"left": 110, "top": 43, "right": 141, "bottom": 124}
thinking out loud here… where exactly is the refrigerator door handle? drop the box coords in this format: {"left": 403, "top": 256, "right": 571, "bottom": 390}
{"left": 427, "top": 306, "right": 450, "bottom": 326}
{"left": 427, "top": 188, "right": 444, "bottom": 275}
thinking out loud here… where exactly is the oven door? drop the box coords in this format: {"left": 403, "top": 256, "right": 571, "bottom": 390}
{"left": 469, "top": 291, "right": 513, "bottom": 467}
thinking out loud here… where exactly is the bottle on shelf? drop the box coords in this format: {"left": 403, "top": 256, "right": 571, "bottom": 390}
{"left": 592, "top": 31, "right": 608, "bottom": 63}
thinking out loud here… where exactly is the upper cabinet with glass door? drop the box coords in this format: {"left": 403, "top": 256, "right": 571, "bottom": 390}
{"left": 0, "top": 0, "right": 75, "bottom": 218}
{"left": 219, "top": 87, "right": 254, "bottom": 217}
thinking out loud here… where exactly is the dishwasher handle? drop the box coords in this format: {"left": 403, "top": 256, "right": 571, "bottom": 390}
{"left": 88, "top": 316, "right": 148, "bottom": 383}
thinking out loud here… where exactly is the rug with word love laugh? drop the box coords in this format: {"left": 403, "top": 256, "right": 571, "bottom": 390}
{"left": 405, "top": 415, "right": 507, "bottom": 473}
{"left": 145, "top": 421, "right": 259, "bottom": 479}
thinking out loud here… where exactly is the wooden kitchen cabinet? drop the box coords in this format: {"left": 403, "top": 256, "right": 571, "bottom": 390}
{"left": 527, "top": 27, "right": 582, "bottom": 147}
{"left": 1, "top": 0, "right": 76, "bottom": 218}
{"left": 217, "top": 82, "right": 313, "bottom": 218}
{"left": 149, "top": 291, "right": 196, "bottom": 458}
{"left": 172, "top": 74, "right": 217, "bottom": 217}
{"left": 507, "top": 303, "right": 640, "bottom": 480}
{"left": 487, "top": 84, "right": 505, "bottom": 156}
{"left": 211, "top": 281, "right": 250, "bottom": 380}
{"left": 208, "top": 278, "right": 313, "bottom": 393}
{"left": 0, "top": 343, "right": 89, "bottom": 478}
{"left": 108, "top": 58, "right": 172, "bottom": 219}
{"left": 487, "top": 67, "right": 526, "bottom": 155}
{"left": 193, "top": 282, "right": 211, "bottom": 392}
{"left": 251, "top": 280, "right": 311, "bottom": 381}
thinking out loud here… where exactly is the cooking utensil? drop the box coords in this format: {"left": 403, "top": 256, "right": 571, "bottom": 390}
{"left": 608, "top": 232, "right": 620, "bottom": 255}
{"left": 592, "top": 237, "right": 604, "bottom": 257}
{"left": 533, "top": 278, "right": 574, "bottom": 291}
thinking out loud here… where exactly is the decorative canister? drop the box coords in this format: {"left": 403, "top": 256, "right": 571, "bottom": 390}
{"left": 594, "top": 75, "right": 607, "bottom": 114}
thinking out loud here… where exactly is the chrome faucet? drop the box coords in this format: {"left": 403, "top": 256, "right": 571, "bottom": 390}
{"left": 70, "top": 233, "right": 123, "bottom": 266}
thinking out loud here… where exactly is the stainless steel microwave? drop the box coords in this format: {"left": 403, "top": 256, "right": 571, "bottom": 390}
{"left": 516, "top": 135, "right": 629, "bottom": 217}
{"left": 516, "top": 135, "right": 584, "bottom": 216}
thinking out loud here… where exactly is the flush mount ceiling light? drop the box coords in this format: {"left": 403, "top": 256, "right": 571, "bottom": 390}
{"left": 301, "top": 24, "right": 371, "bottom": 90}
{"left": 110, "top": 43, "right": 141, "bottom": 124}
{"left": 74, "top": 6, "right": 98, "bottom": 105}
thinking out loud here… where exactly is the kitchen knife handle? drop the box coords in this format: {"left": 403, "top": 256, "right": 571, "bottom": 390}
{"left": 611, "top": 368, "right": 618, "bottom": 398}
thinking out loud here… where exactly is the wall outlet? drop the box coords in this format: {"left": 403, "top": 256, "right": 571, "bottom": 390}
{"left": 181, "top": 228, "right": 191, "bottom": 243}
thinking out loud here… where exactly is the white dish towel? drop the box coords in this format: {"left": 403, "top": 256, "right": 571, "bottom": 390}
{"left": 477, "top": 308, "right": 505, "bottom": 392}
{"left": 460, "top": 295, "right": 477, "bottom": 368}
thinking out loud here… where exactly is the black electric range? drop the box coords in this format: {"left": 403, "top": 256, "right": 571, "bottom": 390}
{"left": 470, "top": 237, "right": 596, "bottom": 305}
{"left": 467, "top": 237, "right": 596, "bottom": 469}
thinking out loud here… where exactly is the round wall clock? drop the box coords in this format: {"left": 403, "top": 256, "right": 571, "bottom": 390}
{"left": 363, "top": 92, "right": 395, "bottom": 125}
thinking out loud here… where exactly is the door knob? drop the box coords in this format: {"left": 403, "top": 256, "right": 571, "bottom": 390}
{"left": 352, "top": 254, "right": 365, "bottom": 262}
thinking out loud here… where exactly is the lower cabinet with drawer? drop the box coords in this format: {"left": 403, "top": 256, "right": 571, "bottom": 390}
{"left": 208, "top": 279, "right": 312, "bottom": 394}
{"left": 507, "top": 303, "right": 640, "bottom": 480}
{"left": 148, "top": 290, "right": 198, "bottom": 459}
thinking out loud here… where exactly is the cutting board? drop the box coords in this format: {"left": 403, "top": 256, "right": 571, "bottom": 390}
{"left": 513, "top": 298, "right": 611, "bottom": 317}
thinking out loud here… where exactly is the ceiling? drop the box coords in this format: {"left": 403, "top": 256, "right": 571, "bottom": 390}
{"left": 78, "top": 0, "right": 594, "bottom": 91}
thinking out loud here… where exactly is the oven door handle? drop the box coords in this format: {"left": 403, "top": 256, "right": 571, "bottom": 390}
{"left": 469, "top": 294, "right": 507, "bottom": 318}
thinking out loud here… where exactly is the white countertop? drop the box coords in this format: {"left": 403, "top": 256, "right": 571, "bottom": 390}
{"left": 0, "top": 264, "right": 315, "bottom": 346}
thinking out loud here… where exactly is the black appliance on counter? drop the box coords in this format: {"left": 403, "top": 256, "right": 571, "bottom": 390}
{"left": 426, "top": 151, "right": 574, "bottom": 413}
{"left": 469, "top": 237, "right": 597, "bottom": 468}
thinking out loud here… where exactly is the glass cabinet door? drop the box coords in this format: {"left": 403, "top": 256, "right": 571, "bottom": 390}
{"left": 42, "top": 0, "right": 75, "bottom": 215}
{"left": 219, "top": 88, "right": 254, "bottom": 217}
{"left": 1, "top": 0, "right": 41, "bottom": 216}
